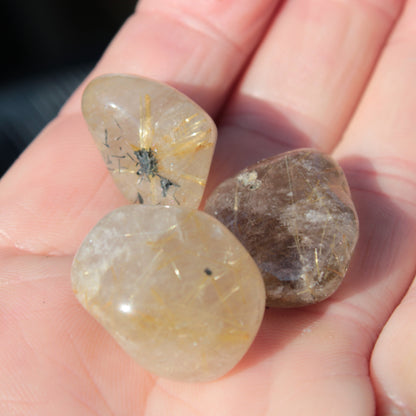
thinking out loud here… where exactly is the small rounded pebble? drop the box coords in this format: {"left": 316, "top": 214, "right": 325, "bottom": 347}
{"left": 205, "top": 149, "right": 359, "bottom": 307}
{"left": 71, "top": 205, "right": 265, "bottom": 382}
{"left": 82, "top": 74, "right": 217, "bottom": 208}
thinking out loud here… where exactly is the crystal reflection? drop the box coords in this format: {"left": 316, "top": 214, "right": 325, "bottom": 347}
{"left": 118, "top": 302, "right": 133, "bottom": 314}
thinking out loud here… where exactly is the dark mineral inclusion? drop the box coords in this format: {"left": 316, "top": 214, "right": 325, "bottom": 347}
{"left": 204, "top": 149, "right": 359, "bottom": 307}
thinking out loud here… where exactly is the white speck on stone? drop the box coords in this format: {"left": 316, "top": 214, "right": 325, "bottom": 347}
{"left": 305, "top": 210, "right": 328, "bottom": 224}
{"left": 237, "top": 171, "right": 262, "bottom": 190}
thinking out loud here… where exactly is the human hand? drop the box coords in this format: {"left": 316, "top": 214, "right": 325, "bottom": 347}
{"left": 1, "top": 1, "right": 416, "bottom": 414}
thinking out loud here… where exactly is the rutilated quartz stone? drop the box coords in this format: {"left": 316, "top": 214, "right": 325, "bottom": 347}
{"left": 204, "top": 149, "right": 359, "bottom": 308}
{"left": 82, "top": 74, "right": 217, "bottom": 208}
{"left": 71, "top": 205, "right": 265, "bottom": 382}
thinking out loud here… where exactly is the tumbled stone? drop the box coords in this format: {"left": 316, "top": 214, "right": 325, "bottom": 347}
{"left": 71, "top": 205, "right": 265, "bottom": 382}
{"left": 82, "top": 74, "right": 217, "bottom": 208}
{"left": 204, "top": 149, "right": 359, "bottom": 308}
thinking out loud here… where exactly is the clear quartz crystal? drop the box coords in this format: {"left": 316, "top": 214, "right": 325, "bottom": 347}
{"left": 71, "top": 205, "right": 265, "bottom": 382}
{"left": 82, "top": 74, "right": 217, "bottom": 208}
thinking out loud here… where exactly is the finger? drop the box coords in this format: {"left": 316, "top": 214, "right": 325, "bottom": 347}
{"left": 210, "top": 0, "right": 404, "bottom": 184}
{"left": 334, "top": 0, "right": 416, "bottom": 305}
{"left": 0, "top": 0, "right": 280, "bottom": 255}
{"left": 62, "top": 0, "right": 281, "bottom": 116}
{"left": 371, "top": 277, "right": 416, "bottom": 414}
{"left": 332, "top": 0, "right": 416, "bottom": 411}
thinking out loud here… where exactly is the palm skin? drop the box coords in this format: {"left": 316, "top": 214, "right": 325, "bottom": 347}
{"left": 1, "top": 0, "right": 416, "bottom": 415}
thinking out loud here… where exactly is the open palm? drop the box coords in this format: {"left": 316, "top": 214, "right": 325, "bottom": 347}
{"left": 2, "top": 1, "right": 416, "bottom": 414}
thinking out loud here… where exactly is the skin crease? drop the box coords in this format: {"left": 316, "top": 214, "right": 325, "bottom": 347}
{"left": 1, "top": 0, "right": 416, "bottom": 414}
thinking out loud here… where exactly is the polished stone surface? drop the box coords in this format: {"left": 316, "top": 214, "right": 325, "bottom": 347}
{"left": 72, "top": 205, "right": 265, "bottom": 382}
{"left": 82, "top": 74, "right": 217, "bottom": 208}
{"left": 205, "top": 149, "right": 359, "bottom": 307}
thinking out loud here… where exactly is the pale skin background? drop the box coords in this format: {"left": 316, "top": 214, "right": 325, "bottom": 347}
{"left": 1, "top": 0, "right": 416, "bottom": 414}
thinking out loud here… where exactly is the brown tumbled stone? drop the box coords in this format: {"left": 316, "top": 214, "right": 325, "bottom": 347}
{"left": 204, "top": 149, "right": 359, "bottom": 307}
